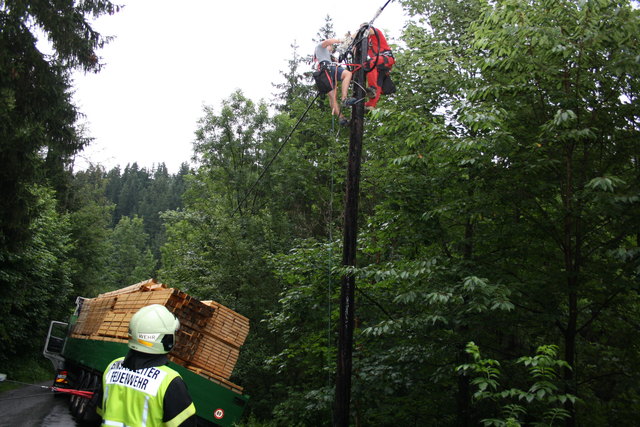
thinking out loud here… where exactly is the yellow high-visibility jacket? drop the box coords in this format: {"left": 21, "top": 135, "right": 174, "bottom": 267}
{"left": 98, "top": 357, "right": 195, "bottom": 427}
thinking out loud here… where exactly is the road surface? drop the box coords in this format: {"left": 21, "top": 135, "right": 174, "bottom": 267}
{"left": 0, "top": 382, "right": 78, "bottom": 427}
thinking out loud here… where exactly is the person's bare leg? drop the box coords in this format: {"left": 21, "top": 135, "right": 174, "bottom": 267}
{"left": 333, "top": 96, "right": 340, "bottom": 116}
{"left": 329, "top": 88, "right": 341, "bottom": 117}
{"left": 340, "top": 70, "right": 352, "bottom": 101}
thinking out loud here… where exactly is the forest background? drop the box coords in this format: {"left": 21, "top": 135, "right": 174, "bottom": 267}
{"left": 1, "top": 0, "right": 639, "bottom": 426}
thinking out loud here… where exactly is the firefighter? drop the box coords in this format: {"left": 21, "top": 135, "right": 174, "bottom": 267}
{"left": 361, "top": 24, "right": 395, "bottom": 110}
{"left": 97, "top": 304, "right": 196, "bottom": 426}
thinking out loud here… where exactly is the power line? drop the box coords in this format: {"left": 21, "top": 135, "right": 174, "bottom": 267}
{"left": 340, "top": 0, "right": 395, "bottom": 62}
{"left": 229, "top": 92, "right": 320, "bottom": 217}
{"left": 228, "top": 0, "right": 396, "bottom": 219}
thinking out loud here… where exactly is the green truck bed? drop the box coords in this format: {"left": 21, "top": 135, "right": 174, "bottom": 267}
{"left": 62, "top": 337, "right": 248, "bottom": 426}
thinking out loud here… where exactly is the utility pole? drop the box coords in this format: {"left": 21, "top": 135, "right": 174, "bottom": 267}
{"left": 334, "top": 28, "right": 368, "bottom": 427}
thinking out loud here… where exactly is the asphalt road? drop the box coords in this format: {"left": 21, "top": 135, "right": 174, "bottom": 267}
{"left": 0, "top": 382, "right": 78, "bottom": 427}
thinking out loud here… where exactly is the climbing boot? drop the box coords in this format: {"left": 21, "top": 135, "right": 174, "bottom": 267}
{"left": 343, "top": 97, "right": 358, "bottom": 106}
{"left": 366, "top": 87, "right": 377, "bottom": 98}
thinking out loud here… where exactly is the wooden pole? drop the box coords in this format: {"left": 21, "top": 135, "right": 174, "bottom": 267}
{"left": 334, "top": 29, "right": 368, "bottom": 427}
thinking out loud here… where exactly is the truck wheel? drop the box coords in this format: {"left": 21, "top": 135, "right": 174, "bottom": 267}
{"left": 70, "top": 369, "right": 87, "bottom": 416}
{"left": 77, "top": 373, "right": 100, "bottom": 424}
{"left": 76, "top": 373, "right": 92, "bottom": 418}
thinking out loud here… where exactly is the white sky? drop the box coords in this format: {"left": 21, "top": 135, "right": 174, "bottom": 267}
{"left": 71, "top": 0, "right": 408, "bottom": 174}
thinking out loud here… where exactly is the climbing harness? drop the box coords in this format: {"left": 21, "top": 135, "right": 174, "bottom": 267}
{"left": 313, "top": 61, "right": 335, "bottom": 94}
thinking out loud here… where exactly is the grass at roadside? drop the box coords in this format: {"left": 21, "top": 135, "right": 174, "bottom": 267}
{"left": 0, "top": 356, "right": 54, "bottom": 394}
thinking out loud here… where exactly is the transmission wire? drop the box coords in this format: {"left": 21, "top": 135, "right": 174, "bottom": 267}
{"left": 230, "top": 92, "right": 320, "bottom": 218}
{"left": 226, "top": 0, "right": 396, "bottom": 220}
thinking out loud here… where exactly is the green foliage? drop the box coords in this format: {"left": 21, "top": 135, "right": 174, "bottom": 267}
{"left": 89, "top": 162, "right": 189, "bottom": 277}
{"left": 0, "top": 185, "right": 74, "bottom": 366}
{"left": 0, "top": 0, "right": 121, "bottom": 389}
{"left": 0, "top": 0, "right": 119, "bottom": 248}
{"left": 107, "top": 215, "right": 156, "bottom": 287}
{"left": 2, "top": 1, "right": 638, "bottom": 426}
{"left": 263, "top": 239, "right": 338, "bottom": 425}
{"left": 65, "top": 165, "right": 115, "bottom": 297}
{"left": 368, "top": 0, "right": 639, "bottom": 424}
{"left": 0, "top": 356, "right": 54, "bottom": 393}
{"left": 192, "top": 90, "right": 271, "bottom": 215}
{"left": 457, "top": 342, "right": 576, "bottom": 426}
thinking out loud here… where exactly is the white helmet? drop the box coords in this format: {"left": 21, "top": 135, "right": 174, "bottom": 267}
{"left": 128, "top": 304, "right": 180, "bottom": 354}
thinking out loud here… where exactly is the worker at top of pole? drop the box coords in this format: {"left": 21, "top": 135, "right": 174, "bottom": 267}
{"left": 314, "top": 38, "right": 357, "bottom": 126}
{"left": 97, "top": 304, "right": 197, "bottom": 426}
{"left": 360, "top": 24, "right": 396, "bottom": 111}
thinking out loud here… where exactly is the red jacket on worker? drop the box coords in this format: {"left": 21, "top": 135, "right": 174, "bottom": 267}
{"left": 364, "top": 27, "right": 395, "bottom": 109}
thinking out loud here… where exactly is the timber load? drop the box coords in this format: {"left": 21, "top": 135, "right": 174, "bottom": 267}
{"left": 69, "top": 279, "right": 250, "bottom": 393}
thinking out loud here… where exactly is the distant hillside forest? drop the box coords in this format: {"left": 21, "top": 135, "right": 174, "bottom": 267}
{"left": 69, "top": 162, "right": 190, "bottom": 291}
{"left": 1, "top": 1, "right": 639, "bottom": 426}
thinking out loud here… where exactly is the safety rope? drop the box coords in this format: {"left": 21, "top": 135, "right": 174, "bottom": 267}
{"left": 327, "top": 115, "right": 336, "bottom": 391}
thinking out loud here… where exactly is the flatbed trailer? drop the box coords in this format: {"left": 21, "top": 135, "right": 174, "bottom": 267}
{"left": 43, "top": 281, "right": 249, "bottom": 426}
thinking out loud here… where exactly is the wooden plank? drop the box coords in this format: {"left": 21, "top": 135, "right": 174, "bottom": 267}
{"left": 200, "top": 300, "right": 250, "bottom": 348}
{"left": 97, "top": 279, "right": 165, "bottom": 297}
{"left": 112, "top": 288, "right": 173, "bottom": 312}
{"left": 167, "top": 355, "right": 244, "bottom": 394}
{"left": 70, "top": 281, "right": 250, "bottom": 383}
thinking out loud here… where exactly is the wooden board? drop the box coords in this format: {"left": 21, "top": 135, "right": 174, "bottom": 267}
{"left": 69, "top": 280, "right": 249, "bottom": 384}
{"left": 201, "top": 300, "right": 250, "bottom": 347}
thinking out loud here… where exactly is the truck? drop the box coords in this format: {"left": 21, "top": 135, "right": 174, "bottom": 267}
{"left": 42, "top": 279, "right": 250, "bottom": 426}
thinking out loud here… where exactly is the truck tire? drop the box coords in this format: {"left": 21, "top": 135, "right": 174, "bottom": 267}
{"left": 77, "top": 373, "right": 100, "bottom": 425}
{"left": 75, "top": 373, "right": 93, "bottom": 418}
{"left": 70, "top": 369, "right": 87, "bottom": 416}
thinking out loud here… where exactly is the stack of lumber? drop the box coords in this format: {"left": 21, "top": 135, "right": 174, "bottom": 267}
{"left": 70, "top": 279, "right": 250, "bottom": 393}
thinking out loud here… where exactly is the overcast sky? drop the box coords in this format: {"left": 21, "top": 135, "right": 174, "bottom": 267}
{"left": 71, "top": 0, "right": 408, "bottom": 174}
